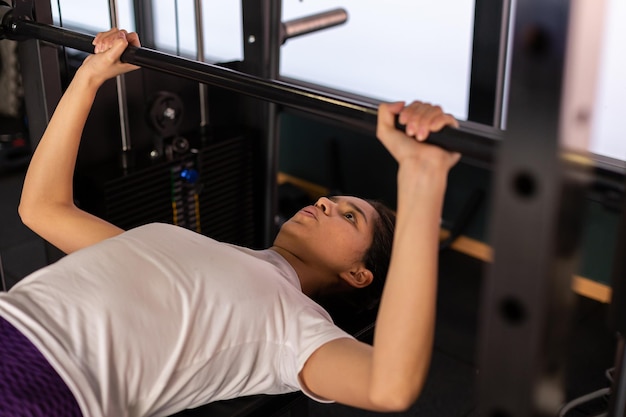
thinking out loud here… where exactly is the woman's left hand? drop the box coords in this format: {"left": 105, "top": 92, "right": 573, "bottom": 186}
{"left": 377, "top": 101, "right": 461, "bottom": 172}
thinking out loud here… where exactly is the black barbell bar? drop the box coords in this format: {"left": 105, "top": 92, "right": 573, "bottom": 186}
{"left": 0, "top": 8, "right": 499, "bottom": 165}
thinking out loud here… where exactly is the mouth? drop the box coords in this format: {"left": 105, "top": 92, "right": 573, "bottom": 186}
{"left": 299, "top": 207, "right": 318, "bottom": 220}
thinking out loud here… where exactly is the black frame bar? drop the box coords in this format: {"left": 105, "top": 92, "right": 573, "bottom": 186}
{"left": 608, "top": 152, "right": 626, "bottom": 416}
{"left": 8, "top": 0, "right": 65, "bottom": 264}
{"left": 477, "top": 0, "right": 605, "bottom": 415}
{"left": 239, "top": 0, "right": 282, "bottom": 247}
{"left": 0, "top": 13, "right": 500, "bottom": 166}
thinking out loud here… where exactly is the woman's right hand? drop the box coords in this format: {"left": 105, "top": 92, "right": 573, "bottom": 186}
{"left": 79, "top": 28, "right": 141, "bottom": 85}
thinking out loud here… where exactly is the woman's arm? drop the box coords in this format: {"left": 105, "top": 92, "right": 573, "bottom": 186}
{"left": 18, "top": 29, "right": 140, "bottom": 254}
{"left": 369, "top": 101, "right": 460, "bottom": 408}
{"left": 300, "top": 101, "right": 460, "bottom": 412}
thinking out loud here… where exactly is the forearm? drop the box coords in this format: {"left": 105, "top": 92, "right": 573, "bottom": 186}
{"left": 19, "top": 70, "right": 101, "bottom": 219}
{"left": 17, "top": 30, "right": 139, "bottom": 253}
{"left": 369, "top": 160, "right": 448, "bottom": 408}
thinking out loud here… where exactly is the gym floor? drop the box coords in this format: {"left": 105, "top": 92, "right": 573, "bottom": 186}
{"left": 0, "top": 167, "right": 617, "bottom": 417}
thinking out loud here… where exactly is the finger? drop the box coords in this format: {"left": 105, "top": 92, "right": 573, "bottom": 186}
{"left": 448, "top": 151, "right": 462, "bottom": 168}
{"left": 400, "top": 102, "right": 435, "bottom": 138}
{"left": 397, "top": 100, "right": 425, "bottom": 127}
{"left": 428, "top": 113, "right": 459, "bottom": 133}
{"left": 377, "top": 101, "right": 405, "bottom": 133}
{"left": 94, "top": 33, "right": 117, "bottom": 54}
{"left": 93, "top": 28, "right": 127, "bottom": 53}
{"left": 92, "top": 32, "right": 130, "bottom": 63}
{"left": 414, "top": 105, "right": 444, "bottom": 141}
{"left": 125, "top": 31, "right": 141, "bottom": 48}
{"left": 108, "top": 33, "right": 132, "bottom": 61}
{"left": 92, "top": 28, "right": 118, "bottom": 47}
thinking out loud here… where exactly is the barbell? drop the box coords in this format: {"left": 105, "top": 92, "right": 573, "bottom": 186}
{"left": 0, "top": 3, "right": 510, "bottom": 167}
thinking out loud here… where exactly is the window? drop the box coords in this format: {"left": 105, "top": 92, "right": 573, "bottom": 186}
{"left": 280, "top": 0, "right": 476, "bottom": 121}
{"left": 48, "top": 0, "right": 625, "bottom": 165}
{"left": 152, "top": 2, "right": 242, "bottom": 63}
{"left": 589, "top": 0, "right": 626, "bottom": 163}
{"left": 51, "top": 0, "right": 135, "bottom": 33}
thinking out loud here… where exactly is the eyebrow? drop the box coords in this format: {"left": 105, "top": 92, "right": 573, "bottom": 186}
{"left": 330, "top": 197, "right": 369, "bottom": 225}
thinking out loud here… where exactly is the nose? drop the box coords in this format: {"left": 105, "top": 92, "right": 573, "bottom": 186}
{"left": 314, "top": 196, "right": 335, "bottom": 215}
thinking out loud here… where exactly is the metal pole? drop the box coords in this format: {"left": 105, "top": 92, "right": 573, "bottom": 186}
{"left": 240, "top": 0, "right": 282, "bottom": 247}
{"left": 108, "top": 0, "right": 132, "bottom": 168}
{"left": 607, "top": 118, "right": 626, "bottom": 417}
{"left": 609, "top": 337, "right": 626, "bottom": 417}
{"left": 132, "top": 0, "right": 155, "bottom": 49}
{"left": 0, "top": 17, "right": 500, "bottom": 165}
{"left": 7, "top": 0, "right": 65, "bottom": 265}
{"left": 494, "top": 0, "right": 513, "bottom": 130}
{"left": 280, "top": 8, "right": 348, "bottom": 44}
{"left": 193, "top": 0, "right": 209, "bottom": 131}
{"left": 477, "top": 0, "right": 605, "bottom": 416}
{"left": 0, "top": 253, "right": 7, "bottom": 292}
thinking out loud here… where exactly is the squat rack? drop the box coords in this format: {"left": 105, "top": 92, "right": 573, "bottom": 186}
{"left": 1, "top": 1, "right": 624, "bottom": 416}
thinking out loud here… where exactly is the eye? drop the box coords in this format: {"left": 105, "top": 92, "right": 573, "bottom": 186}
{"left": 344, "top": 212, "right": 356, "bottom": 223}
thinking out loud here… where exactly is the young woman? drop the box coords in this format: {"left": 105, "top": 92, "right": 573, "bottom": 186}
{"left": 0, "top": 29, "right": 460, "bottom": 417}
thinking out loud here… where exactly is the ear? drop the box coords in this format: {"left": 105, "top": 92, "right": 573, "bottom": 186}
{"left": 339, "top": 266, "right": 374, "bottom": 289}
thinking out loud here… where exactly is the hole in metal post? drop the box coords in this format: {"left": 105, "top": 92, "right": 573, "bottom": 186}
{"left": 512, "top": 172, "right": 537, "bottom": 198}
{"left": 499, "top": 296, "right": 527, "bottom": 325}
{"left": 523, "top": 25, "right": 551, "bottom": 57}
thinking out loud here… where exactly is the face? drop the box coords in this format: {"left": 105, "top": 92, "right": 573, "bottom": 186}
{"left": 274, "top": 196, "right": 377, "bottom": 274}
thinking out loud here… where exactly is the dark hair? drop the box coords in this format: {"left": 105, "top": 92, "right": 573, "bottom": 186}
{"left": 316, "top": 199, "right": 396, "bottom": 328}
{"left": 359, "top": 199, "right": 396, "bottom": 311}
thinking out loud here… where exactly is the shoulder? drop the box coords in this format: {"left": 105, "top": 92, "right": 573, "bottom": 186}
{"left": 286, "top": 304, "right": 354, "bottom": 370}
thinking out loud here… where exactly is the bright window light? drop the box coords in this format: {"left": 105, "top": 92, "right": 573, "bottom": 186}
{"left": 153, "top": 2, "right": 242, "bottom": 63}
{"left": 589, "top": 0, "right": 626, "bottom": 162}
{"left": 50, "top": 0, "right": 135, "bottom": 33}
{"left": 280, "top": 0, "right": 476, "bottom": 120}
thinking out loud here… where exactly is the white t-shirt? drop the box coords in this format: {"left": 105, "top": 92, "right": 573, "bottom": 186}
{"left": 0, "top": 223, "right": 353, "bottom": 417}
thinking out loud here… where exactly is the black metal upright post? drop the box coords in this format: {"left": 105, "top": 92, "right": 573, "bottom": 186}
{"left": 14, "top": 0, "right": 61, "bottom": 150}
{"left": 477, "top": 0, "right": 604, "bottom": 415}
{"left": 132, "top": 0, "right": 155, "bottom": 49}
{"left": 11, "top": 0, "right": 65, "bottom": 264}
{"left": 608, "top": 164, "right": 626, "bottom": 416}
{"left": 240, "top": 0, "right": 282, "bottom": 247}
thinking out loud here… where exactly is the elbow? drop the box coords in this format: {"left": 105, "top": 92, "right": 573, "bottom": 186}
{"left": 368, "top": 389, "right": 418, "bottom": 413}
{"left": 18, "top": 198, "right": 47, "bottom": 231}
{"left": 368, "top": 359, "right": 431, "bottom": 412}
{"left": 18, "top": 201, "right": 35, "bottom": 229}
{"left": 368, "top": 379, "right": 425, "bottom": 412}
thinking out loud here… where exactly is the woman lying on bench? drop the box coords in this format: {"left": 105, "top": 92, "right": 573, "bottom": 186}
{"left": 0, "top": 28, "right": 460, "bottom": 417}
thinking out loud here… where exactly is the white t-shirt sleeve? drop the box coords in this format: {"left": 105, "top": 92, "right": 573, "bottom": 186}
{"left": 282, "top": 305, "right": 355, "bottom": 403}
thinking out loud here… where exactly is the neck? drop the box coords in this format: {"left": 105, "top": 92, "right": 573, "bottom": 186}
{"left": 269, "top": 245, "right": 334, "bottom": 298}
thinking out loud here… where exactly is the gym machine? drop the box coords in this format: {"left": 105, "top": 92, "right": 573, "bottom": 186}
{"left": 1, "top": 0, "right": 624, "bottom": 416}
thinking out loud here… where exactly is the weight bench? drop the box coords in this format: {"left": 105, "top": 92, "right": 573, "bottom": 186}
{"left": 173, "top": 392, "right": 308, "bottom": 417}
